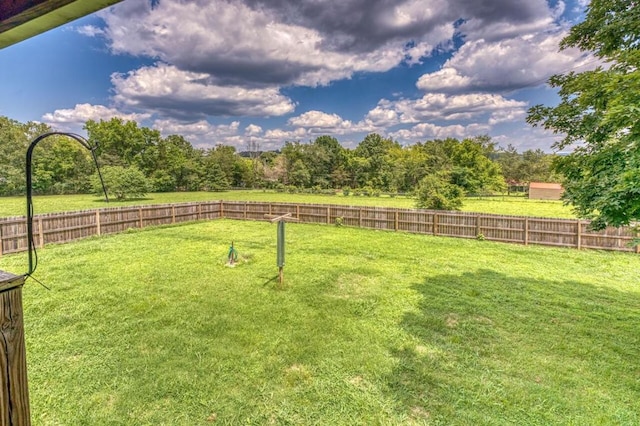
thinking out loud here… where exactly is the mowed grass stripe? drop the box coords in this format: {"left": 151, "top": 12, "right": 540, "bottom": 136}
{"left": 0, "top": 220, "right": 637, "bottom": 425}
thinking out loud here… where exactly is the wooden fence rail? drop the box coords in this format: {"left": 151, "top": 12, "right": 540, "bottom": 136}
{"left": 0, "top": 201, "right": 637, "bottom": 257}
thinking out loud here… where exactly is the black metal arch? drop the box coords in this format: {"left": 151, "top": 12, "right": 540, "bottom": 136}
{"left": 25, "top": 132, "right": 108, "bottom": 276}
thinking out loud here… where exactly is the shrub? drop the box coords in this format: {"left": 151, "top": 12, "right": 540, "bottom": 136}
{"left": 92, "top": 165, "right": 150, "bottom": 200}
{"left": 415, "top": 174, "right": 463, "bottom": 210}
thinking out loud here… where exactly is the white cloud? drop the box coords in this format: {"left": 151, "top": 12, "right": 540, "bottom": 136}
{"left": 42, "top": 103, "right": 150, "bottom": 129}
{"left": 59, "top": 0, "right": 587, "bottom": 152}
{"left": 111, "top": 63, "right": 295, "bottom": 118}
{"left": 244, "top": 124, "right": 263, "bottom": 136}
{"left": 368, "top": 93, "right": 527, "bottom": 124}
{"left": 390, "top": 122, "right": 491, "bottom": 142}
{"left": 417, "top": 29, "right": 597, "bottom": 93}
{"left": 75, "top": 25, "right": 104, "bottom": 37}
{"left": 152, "top": 119, "right": 243, "bottom": 148}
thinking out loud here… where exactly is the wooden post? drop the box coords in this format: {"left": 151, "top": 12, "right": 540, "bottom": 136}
{"left": 220, "top": 201, "right": 224, "bottom": 219}
{"left": 37, "top": 218, "right": 44, "bottom": 249}
{"left": 171, "top": 205, "right": 176, "bottom": 224}
{"left": 244, "top": 202, "right": 248, "bottom": 220}
{"left": 197, "top": 203, "right": 202, "bottom": 220}
{"left": 296, "top": 205, "right": 300, "bottom": 220}
{"left": 95, "top": 210, "right": 101, "bottom": 236}
{"left": 269, "top": 203, "right": 272, "bottom": 215}
{"left": 524, "top": 217, "right": 529, "bottom": 246}
{"left": 359, "top": 208, "right": 363, "bottom": 228}
{"left": 327, "top": 207, "right": 331, "bottom": 225}
{"left": 433, "top": 213, "right": 438, "bottom": 236}
{"left": 0, "top": 271, "right": 31, "bottom": 425}
{"left": 138, "top": 207, "right": 143, "bottom": 228}
{"left": 394, "top": 211, "right": 399, "bottom": 231}
{"left": 577, "top": 220, "right": 582, "bottom": 250}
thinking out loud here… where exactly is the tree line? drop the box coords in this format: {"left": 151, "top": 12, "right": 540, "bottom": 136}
{"left": 0, "top": 116, "right": 557, "bottom": 203}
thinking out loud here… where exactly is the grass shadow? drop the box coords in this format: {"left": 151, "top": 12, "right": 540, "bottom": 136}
{"left": 387, "top": 269, "right": 640, "bottom": 425}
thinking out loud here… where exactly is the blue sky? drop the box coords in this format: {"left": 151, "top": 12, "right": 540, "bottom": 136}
{"left": 0, "top": 0, "right": 594, "bottom": 152}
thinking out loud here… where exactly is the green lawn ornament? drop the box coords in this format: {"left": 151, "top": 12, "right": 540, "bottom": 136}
{"left": 264, "top": 213, "right": 299, "bottom": 284}
{"left": 227, "top": 241, "right": 238, "bottom": 266}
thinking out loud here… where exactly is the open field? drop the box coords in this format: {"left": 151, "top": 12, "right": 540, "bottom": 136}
{"left": 1, "top": 220, "right": 637, "bottom": 424}
{"left": 0, "top": 190, "right": 576, "bottom": 219}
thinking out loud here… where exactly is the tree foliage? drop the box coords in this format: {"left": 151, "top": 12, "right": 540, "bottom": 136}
{"left": 94, "top": 165, "right": 150, "bottom": 200}
{"left": 2, "top": 115, "right": 562, "bottom": 209}
{"left": 527, "top": 0, "right": 640, "bottom": 229}
{"left": 415, "top": 174, "right": 464, "bottom": 210}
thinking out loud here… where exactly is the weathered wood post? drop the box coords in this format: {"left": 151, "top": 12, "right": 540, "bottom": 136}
{"left": 0, "top": 271, "right": 30, "bottom": 425}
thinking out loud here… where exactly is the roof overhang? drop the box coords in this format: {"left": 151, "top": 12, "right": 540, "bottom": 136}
{"left": 0, "top": 0, "right": 123, "bottom": 49}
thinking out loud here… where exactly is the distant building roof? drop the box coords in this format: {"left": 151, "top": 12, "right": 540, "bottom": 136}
{"left": 529, "top": 182, "right": 563, "bottom": 190}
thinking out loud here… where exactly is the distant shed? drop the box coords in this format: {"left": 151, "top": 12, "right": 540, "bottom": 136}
{"left": 529, "top": 182, "right": 564, "bottom": 200}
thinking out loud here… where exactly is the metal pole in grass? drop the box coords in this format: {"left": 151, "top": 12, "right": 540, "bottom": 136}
{"left": 265, "top": 213, "right": 299, "bottom": 285}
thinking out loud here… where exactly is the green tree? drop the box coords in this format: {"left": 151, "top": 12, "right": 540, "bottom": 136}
{"left": 527, "top": 0, "right": 640, "bottom": 229}
{"left": 0, "top": 118, "right": 55, "bottom": 195}
{"left": 151, "top": 134, "right": 203, "bottom": 192}
{"left": 352, "top": 133, "right": 400, "bottom": 190}
{"left": 519, "top": 149, "right": 557, "bottom": 183}
{"left": 85, "top": 118, "right": 160, "bottom": 171}
{"left": 93, "top": 165, "right": 150, "bottom": 200}
{"left": 203, "top": 162, "right": 230, "bottom": 191}
{"left": 415, "top": 174, "right": 464, "bottom": 210}
{"left": 449, "top": 137, "right": 505, "bottom": 195}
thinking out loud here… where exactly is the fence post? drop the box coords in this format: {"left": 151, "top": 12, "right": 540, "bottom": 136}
{"left": 220, "top": 201, "right": 224, "bottom": 218}
{"left": 37, "top": 217, "right": 44, "bottom": 248}
{"left": 359, "top": 208, "right": 363, "bottom": 228}
{"left": 269, "top": 203, "right": 272, "bottom": 215}
{"left": 433, "top": 212, "right": 438, "bottom": 236}
{"left": 475, "top": 215, "right": 481, "bottom": 237}
{"left": 394, "top": 211, "right": 399, "bottom": 231}
{"left": 171, "top": 205, "right": 176, "bottom": 224}
{"left": 197, "top": 203, "right": 202, "bottom": 220}
{"left": 524, "top": 217, "right": 529, "bottom": 246}
{"left": 296, "top": 204, "right": 300, "bottom": 220}
{"left": 577, "top": 220, "right": 582, "bottom": 250}
{"left": 327, "top": 207, "right": 331, "bottom": 225}
{"left": 0, "top": 271, "right": 31, "bottom": 425}
{"left": 96, "top": 210, "right": 101, "bottom": 236}
{"left": 244, "top": 202, "right": 248, "bottom": 220}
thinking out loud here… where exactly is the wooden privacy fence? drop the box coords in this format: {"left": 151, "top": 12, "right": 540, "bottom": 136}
{"left": 0, "top": 201, "right": 638, "bottom": 256}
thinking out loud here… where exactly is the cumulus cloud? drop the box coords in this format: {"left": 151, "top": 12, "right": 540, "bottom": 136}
{"left": 97, "top": 0, "right": 453, "bottom": 88}
{"left": 42, "top": 103, "right": 150, "bottom": 128}
{"left": 367, "top": 93, "right": 527, "bottom": 124}
{"left": 111, "top": 63, "right": 295, "bottom": 118}
{"left": 390, "top": 122, "right": 491, "bottom": 142}
{"left": 152, "top": 119, "right": 244, "bottom": 148}
{"left": 64, "top": 0, "right": 589, "bottom": 151}
{"left": 75, "top": 25, "right": 104, "bottom": 37}
{"left": 417, "top": 31, "right": 594, "bottom": 93}
{"left": 245, "top": 124, "right": 263, "bottom": 136}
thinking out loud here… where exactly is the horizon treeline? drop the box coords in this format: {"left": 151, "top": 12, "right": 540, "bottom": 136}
{"left": 1, "top": 116, "right": 558, "bottom": 197}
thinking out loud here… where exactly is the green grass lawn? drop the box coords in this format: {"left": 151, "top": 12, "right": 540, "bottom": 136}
{"left": 0, "top": 219, "right": 637, "bottom": 425}
{"left": 0, "top": 190, "right": 575, "bottom": 218}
